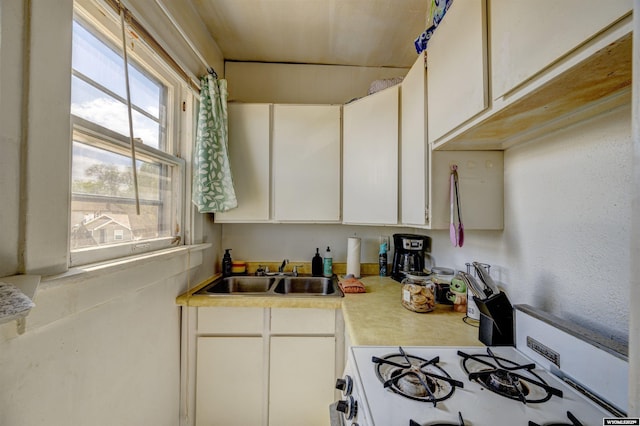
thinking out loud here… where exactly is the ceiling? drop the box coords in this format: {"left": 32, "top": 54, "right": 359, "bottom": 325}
{"left": 186, "top": 0, "right": 429, "bottom": 68}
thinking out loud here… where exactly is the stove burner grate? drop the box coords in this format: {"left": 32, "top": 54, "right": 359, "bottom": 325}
{"left": 372, "top": 346, "right": 463, "bottom": 405}
{"left": 458, "top": 348, "right": 563, "bottom": 404}
{"left": 528, "top": 410, "right": 583, "bottom": 426}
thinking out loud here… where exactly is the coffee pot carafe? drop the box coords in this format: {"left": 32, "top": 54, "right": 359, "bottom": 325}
{"left": 391, "top": 233, "right": 431, "bottom": 281}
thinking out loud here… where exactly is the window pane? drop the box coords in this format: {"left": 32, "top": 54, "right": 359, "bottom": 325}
{"left": 72, "top": 21, "right": 125, "bottom": 99}
{"left": 70, "top": 141, "right": 175, "bottom": 250}
{"left": 128, "top": 64, "right": 163, "bottom": 120}
{"left": 71, "top": 76, "right": 161, "bottom": 148}
{"left": 72, "top": 20, "right": 165, "bottom": 147}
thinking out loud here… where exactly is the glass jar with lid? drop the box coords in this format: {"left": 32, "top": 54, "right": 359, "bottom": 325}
{"left": 431, "top": 266, "right": 455, "bottom": 305}
{"left": 401, "top": 272, "right": 436, "bottom": 313}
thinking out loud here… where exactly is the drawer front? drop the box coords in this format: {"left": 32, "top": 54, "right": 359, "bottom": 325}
{"left": 197, "top": 307, "right": 264, "bottom": 334}
{"left": 270, "top": 308, "right": 336, "bottom": 335}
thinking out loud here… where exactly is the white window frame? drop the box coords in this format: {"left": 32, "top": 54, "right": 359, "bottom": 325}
{"left": 69, "top": 1, "right": 189, "bottom": 267}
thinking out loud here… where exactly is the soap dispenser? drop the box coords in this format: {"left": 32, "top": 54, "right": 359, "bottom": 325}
{"left": 323, "top": 246, "right": 333, "bottom": 278}
{"left": 222, "top": 249, "right": 232, "bottom": 277}
{"left": 312, "top": 248, "right": 323, "bottom": 277}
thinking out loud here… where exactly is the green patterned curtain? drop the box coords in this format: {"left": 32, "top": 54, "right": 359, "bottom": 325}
{"left": 192, "top": 75, "right": 237, "bottom": 213}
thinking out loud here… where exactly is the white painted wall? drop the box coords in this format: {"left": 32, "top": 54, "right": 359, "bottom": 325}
{"left": 0, "top": 0, "right": 25, "bottom": 277}
{"left": 628, "top": 0, "right": 639, "bottom": 416}
{"left": 430, "top": 105, "right": 632, "bottom": 343}
{"left": 0, "top": 1, "right": 224, "bottom": 425}
{"left": 0, "top": 252, "right": 197, "bottom": 426}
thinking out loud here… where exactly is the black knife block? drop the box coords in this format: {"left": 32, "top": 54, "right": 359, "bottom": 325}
{"left": 473, "top": 291, "right": 514, "bottom": 346}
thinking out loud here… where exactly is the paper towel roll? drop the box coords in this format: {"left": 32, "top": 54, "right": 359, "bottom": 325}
{"left": 346, "top": 237, "right": 361, "bottom": 278}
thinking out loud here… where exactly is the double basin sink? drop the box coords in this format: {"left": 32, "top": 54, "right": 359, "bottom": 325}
{"left": 195, "top": 275, "right": 343, "bottom": 298}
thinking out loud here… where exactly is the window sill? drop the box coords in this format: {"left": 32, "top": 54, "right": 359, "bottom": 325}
{"left": 0, "top": 244, "right": 211, "bottom": 339}
{"left": 44, "top": 243, "right": 212, "bottom": 287}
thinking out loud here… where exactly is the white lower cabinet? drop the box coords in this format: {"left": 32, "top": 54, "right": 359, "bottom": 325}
{"left": 268, "top": 336, "right": 336, "bottom": 426}
{"left": 188, "top": 306, "right": 341, "bottom": 426}
{"left": 196, "top": 337, "right": 264, "bottom": 426}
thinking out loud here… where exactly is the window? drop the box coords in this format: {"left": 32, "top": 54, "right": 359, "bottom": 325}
{"left": 70, "top": 14, "right": 185, "bottom": 266}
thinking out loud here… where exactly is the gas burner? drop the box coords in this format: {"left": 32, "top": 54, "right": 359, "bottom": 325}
{"left": 410, "top": 411, "right": 466, "bottom": 426}
{"left": 529, "top": 411, "right": 583, "bottom": 426}
{"left": 482, "top": 368, "right": 529, "bottom": 398}
{"left": 372, "top": 347, "right": 463, "bottom": 405}
{"left": 458, "top": 348, "right": 563, "bottom": 403}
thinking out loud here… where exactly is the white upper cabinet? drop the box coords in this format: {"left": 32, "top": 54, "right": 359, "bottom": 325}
{"left": 427, "top": 0, "right": 488, "bottom": 144}
{"left": 215, "top": 103, "right": 271, "bottom": 222}
{"left": 491, "top": 0, "right": 632, "bottom": 100}
{"left": 343, "top": 86, "right": 399, "bottom": 225}
{"left": 400, "top": 54, "right": 428, "bottom": 227}
{"left": 218, "top": 103, "right": 341, "bottom": 223}
{"left": 273, "top": 105, "right": 341, "bottom": 222}
{"left": 430, "top": 0, "right": 631, "bottom": 150}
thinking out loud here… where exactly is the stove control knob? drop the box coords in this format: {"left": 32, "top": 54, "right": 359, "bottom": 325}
{"left": 336, "top": 396, "right": 357, "bottom": 420}
{"left": 335, "top": 375, "right": 353, "bottom": 396}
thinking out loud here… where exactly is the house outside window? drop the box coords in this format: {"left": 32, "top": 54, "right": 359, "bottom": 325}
{"left": 69, "top": 9, "right": 186, "bottom": 266}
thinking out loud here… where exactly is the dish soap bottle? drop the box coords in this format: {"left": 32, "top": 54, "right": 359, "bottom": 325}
{"left": 379, "top": 241, "right": 387, "bottom": 276}
{"left": 323, "top": 246, "right": 333, "bottom": 277}
{"left": 222, "top": 249, "right": 232, "bottom": 277}
{"left": 312, "top": 248, "right": 323, "bottom": 277}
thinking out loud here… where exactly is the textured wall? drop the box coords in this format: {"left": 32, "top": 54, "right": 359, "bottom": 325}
{"left": 428, "top": 105, "right": 632, "bottom": 343}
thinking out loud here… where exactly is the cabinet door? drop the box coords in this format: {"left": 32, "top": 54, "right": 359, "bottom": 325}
{"left": 400, "top": 54, "right": 428, "bottom": 226}
{"left": 198, "top": 306, "right": 264, "bottom": 334}
{"left": 343, "top": 86, "right": 399, "bottom": 225}
{"left": 273, "top": 105, "right": 341, "bottom": 222}
{"left": 196, "top": 337, "right": 264, "bottom": 426}
{"left": 270, "top": 308, "right": 335, "bottom": 335}
{"left": 491, "top": 0, "right": 632, "bottom": 100}
{"left": 215, "top": 103, "right": 271, "bottom": 222}
{"left": 268, "top": 336, "right": 336, "bottom": 426}
{"left": 427, "top": 0, "right": 488, "bottom": 143}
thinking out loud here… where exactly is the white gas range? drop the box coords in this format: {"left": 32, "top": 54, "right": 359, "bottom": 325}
{"left": 332, "top": 305, "right": 631, "bottom": 426}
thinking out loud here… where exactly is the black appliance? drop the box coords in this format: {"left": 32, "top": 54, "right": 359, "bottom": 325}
{"left": 391, "top": 233, "right": 431, "bottom": 281}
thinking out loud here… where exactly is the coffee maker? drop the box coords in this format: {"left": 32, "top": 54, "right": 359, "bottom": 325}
{"left": 391, "top": 233, "right": 432, "bottom": 281}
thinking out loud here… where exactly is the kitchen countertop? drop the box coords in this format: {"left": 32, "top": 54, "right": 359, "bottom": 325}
{"left": 342, "top": 276, "right": 481, "bottom": 347}
{"left": 176, "top": 274, "right": 482, "bottom": 347}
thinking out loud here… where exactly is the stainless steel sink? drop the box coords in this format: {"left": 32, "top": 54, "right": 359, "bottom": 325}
{"left": 199, "top": 276, "right": 275, "bottom": 294}
{"left": 273, "top": 277, "right": 338, "bottom": 296}
{"left": 195, "top": 275, "right": 343, "bottom": 297}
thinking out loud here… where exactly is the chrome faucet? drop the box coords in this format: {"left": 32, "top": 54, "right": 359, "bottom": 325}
{"left": 279, "top": 259, "right": 289, "bottom": 273}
